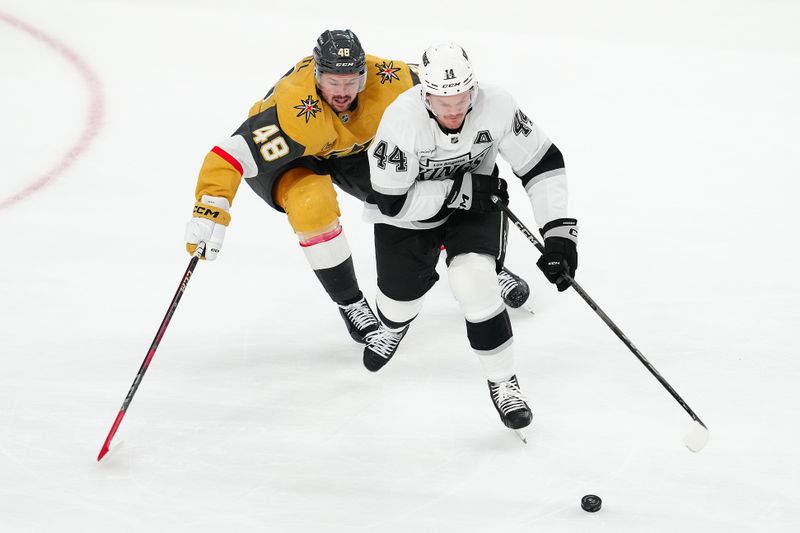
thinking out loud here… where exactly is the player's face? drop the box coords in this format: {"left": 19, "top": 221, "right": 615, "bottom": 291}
{"left": 427, "top": 92, "right": 472, "bottom": 129}
{"left": 318, "top": 72, "right": 362, "bottom": 112}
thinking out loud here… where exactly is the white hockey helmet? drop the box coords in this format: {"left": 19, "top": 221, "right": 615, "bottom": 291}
{"left": 420, "top": 42, "right": 476, "bottom": 97}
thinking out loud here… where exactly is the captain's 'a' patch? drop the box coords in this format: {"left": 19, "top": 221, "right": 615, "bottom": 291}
{"left": 474, "top": 130, "right": 493, "bottom": 144}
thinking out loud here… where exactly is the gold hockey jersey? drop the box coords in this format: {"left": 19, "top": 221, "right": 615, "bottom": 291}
{"left": 193, "top": 55, "right": 418, "bottom": 210}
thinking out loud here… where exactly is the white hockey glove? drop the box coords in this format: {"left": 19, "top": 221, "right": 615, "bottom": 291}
{"left": 185, "top": 195, "right": 230, "bottom": 260}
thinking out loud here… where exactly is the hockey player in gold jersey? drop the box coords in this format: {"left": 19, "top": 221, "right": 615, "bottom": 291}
{"left": 185, "top": 30, "right": 413, "bottom": 342}
{"left": 184, "top": 29, "right": 530, "bottom": 344}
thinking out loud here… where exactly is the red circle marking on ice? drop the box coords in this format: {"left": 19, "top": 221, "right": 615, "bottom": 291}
{"left": 0, "top": 10, "right": 104, "bottom": 210}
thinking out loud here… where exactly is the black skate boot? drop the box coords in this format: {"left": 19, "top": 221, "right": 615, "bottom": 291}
{"left": 362, "top": 324, "right": 409, "bottom": 372}
{"left": 497, "top": 267, "right": 531, "bottom": 309}
{"left": 488, "top": 375, "right": 532, "bottom": 431}
{"left": 338, "top": 296, "right": 379, "bottom": 343}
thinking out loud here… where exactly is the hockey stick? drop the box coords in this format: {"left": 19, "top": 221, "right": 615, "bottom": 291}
{"left": 97, "top": 242, "right": 206, "bottom": 461}
{"left": 491, "top": 197, "right": 709, "bottom": 452}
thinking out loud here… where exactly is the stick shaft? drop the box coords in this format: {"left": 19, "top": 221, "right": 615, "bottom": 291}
{"left": 97, "top": 244, "right": 205, "bottom": 461}
{"left": 493, "top": 198, "right": 706, "bottom": 429}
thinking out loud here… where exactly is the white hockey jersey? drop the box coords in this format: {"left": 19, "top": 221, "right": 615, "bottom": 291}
{"left": 365, "top": 83, "right": 568, "bottom": 230}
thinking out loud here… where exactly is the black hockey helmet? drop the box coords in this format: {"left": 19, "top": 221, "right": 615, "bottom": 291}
{"left": 313, "top": 29, "right": 366, "bottom": 77}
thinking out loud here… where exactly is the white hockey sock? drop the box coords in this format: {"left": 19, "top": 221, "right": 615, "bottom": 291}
{"left": 376, "top": 289, "right": 424, "bottom": 326}
{"left": 298, "top": 222, "right": 351, "bottom": 270}
{"left": 477, "top": 343, "right": 516, "bottom": 383}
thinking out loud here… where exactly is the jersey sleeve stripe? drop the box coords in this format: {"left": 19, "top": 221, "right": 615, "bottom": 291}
{"left": 522, "top": 168, "right": 566, "bottom": 193}
{"left": 517, "top": 143, "right": 566, "bottom": 189}
{"left": 211, "top": 146, "right": 244, "bottom": 175}
{"left": 372, "top": 190, "right": 409, "bottom": 217}
{"left": 514, "top": 138, "right": 553, "bottom": 177}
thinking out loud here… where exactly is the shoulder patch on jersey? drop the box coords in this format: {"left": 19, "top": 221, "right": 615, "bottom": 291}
{"left": 375, "top": 60, "right": 402, "bottom": 84}
{"left": 474, "top": 130, "right": 493, "bottom": 144}
{"left": 513, "top": 109, "right": 533, "bottom": 137}
{"left": 293, "top": 95, "right": 322, "bottom": 123}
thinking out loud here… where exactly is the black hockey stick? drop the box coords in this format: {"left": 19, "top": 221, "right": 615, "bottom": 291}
{"left": 491, "top": 196, "right": 709, "bottom": 452}
{"left": 97, "top": 242, "right": 206, "bottom": 461}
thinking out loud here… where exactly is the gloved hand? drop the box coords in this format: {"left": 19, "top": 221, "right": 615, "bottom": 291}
{"left": 445, "top": 167, "right": 508, "bottom": 212}
{"left": 185, "top": 195, "right": 230, "bottom": 260}
{"left": 536, "top": 218, "right": 578, "bottom": 291}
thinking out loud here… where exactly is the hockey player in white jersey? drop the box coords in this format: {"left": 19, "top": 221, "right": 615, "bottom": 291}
{"left": 362, "top": 43, "right": 578, "bottom": 436}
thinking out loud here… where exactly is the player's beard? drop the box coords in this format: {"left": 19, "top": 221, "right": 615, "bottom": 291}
{"left": 329, "top": 95, "right": 353, "bottom": 112}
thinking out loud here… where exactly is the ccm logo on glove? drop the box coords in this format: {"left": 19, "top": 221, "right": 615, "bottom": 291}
{"left": 193, "top": 205, "right": 226, "bottom": 220}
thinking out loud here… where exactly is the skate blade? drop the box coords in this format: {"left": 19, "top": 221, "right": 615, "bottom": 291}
{"left": 513, "top": 429, "right": 528, "bottom": 444}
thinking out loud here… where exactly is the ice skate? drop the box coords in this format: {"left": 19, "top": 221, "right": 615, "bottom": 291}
{"left": 363, "top": 324, "right": 409, "bottom": 372}
{"left": 498, "top": 267, "right": 532, "bottom": 313}
{"left": 338, "top": 295, "right": 379, "bottom": 343}
{"left": 488, "top": 375, "right": 532, "bottom": 440}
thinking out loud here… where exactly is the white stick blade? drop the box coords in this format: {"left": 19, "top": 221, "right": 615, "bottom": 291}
{"left": 99, "top": 439, "right": 126, "bottom": 461}
{"left": 683, "top": 422, "right": 709, "bottom": 453}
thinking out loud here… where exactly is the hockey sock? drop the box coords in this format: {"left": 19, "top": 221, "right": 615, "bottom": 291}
{"left": 477, "top": 345, "right": 516, "bottom": 384}
{"left": 375, "top": 289, "right": 423, "bottom": 328}
{"left": 298, "top": 224, "right": 361, "bottom": 304}
{"left": 313, "top": 256, "right": 362, "bottom": 305}
{"left": 465, "top": 307, "right": 513, "bottom": 352}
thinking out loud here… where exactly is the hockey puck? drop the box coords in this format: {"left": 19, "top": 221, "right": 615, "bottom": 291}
{"left": 581, "top": 494, "right": 602, "bottom": 512}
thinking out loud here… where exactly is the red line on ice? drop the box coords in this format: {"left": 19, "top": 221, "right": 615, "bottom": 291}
{"left": 0, "top": 10, "right": 104, "bottom": 210}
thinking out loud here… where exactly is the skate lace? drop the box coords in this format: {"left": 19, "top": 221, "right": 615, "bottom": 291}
{"left": 340, "top": 299, "right": 378, "bottom": 330}
{"left": 497, "top": 269, "right": 519, "bottom": 299}
{"left": 364, "top": 326, "right": 406, "bottom": 359}
{"left": 491, "top": 379, "right": 529, "bottom": 414}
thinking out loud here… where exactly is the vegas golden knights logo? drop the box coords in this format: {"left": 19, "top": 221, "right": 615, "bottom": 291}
{"left": 376, "top": 61, "right": 401, "bottom": 84}
{"left": 293, "top": 95, "right": 322, "bottom": 123}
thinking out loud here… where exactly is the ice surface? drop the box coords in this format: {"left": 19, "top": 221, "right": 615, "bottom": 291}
{"left": 1, "top": 1, "right": 799, "bottom": 531}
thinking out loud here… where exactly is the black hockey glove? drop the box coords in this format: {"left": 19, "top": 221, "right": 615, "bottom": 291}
{"left": 536, "top": 218, "right": 578, "bottom": 292}
{"left": 445, "top": 167, "right": 508, "bottom": 213}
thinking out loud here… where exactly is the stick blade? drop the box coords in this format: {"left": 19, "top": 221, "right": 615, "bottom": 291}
{"left": 98, "top": 410, "right": 126, "bottom": 462}
{"left": 97, "top": 443, "right": 111, "bottom": 462}
{"left": 97, "top": 439, "right": 125, "bottom": 462}
{"left": 683, "top": 421, "right": 709, "bottom": 453}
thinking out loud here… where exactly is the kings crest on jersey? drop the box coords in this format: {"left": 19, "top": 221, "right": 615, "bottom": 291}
{"left": 365, "top": 83, "right": 568, "bottom": 230}
{"left": 192, "top": 54, "right": 417, "bottom": 210}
